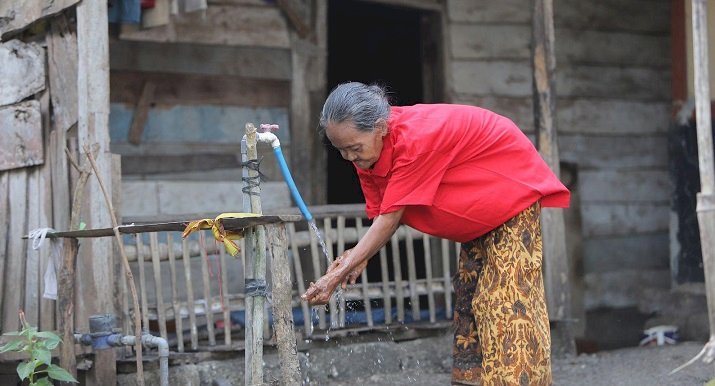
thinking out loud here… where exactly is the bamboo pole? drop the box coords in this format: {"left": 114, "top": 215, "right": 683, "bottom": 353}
{"left": 243, "top": 123, "right": 267, "bottom": 385}
{"left": 532, "top": 0, "right": 575, "bottom": 355}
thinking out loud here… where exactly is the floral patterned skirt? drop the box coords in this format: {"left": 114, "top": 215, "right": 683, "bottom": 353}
{"left": 452, "top": 202, "right": 552, "bottom": 386}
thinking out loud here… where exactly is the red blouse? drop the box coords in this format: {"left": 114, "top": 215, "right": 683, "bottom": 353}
{"left": 355, "top": 104, "right": 570, "bottom": 243}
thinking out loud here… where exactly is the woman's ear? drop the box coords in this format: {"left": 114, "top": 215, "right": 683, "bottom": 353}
{"left": 375, "top": 119, "right": 388, "bottom": 137}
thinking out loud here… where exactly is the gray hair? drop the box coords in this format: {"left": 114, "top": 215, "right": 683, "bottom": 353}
{"left": 319, "top": 82, "right": 391, "bottom": 133}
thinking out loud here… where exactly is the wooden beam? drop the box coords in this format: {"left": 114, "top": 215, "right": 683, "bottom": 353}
{"left": 531, "top": 0, "right": 575, "bottom": 355}
{"left": 0, "top": 0, "right": 80, "bottom": 38}
{"left": 48, "top": 13, "right": 78, "bottom": 132}
{"left": 127, "top": 82, "right": 156, "bottom": 145}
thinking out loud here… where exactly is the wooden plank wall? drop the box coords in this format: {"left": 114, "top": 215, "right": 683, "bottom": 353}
{"left": 445, "top": 0, "right": 672, "bottom": 314}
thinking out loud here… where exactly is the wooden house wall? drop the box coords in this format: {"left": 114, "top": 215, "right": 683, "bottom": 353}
{"left": 109, "top": 0, "right": 298, "bottom": 220}
{"left": 444, "top": 0, "right": 672, "bottom": 314}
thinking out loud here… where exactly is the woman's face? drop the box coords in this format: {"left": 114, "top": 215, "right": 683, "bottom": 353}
{"left": 325, "top": 120, "right": 387, "bottom": 170}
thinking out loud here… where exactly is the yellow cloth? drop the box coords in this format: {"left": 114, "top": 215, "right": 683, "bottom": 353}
{"left": 181, "top": 212, "right": 260, "bottom": 256}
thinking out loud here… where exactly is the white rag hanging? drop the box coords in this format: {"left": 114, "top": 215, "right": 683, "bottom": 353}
{"left": 28, "top": 228, "right": 63, "bottom": 300}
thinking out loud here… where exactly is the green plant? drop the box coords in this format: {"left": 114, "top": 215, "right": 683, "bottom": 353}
{"left": 0, "top": 311, "right": 77, "bottom": 385}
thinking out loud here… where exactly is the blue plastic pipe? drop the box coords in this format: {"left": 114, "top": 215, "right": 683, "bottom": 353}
{"left": 273, "top": 146, "right": 314, "bottom": 221}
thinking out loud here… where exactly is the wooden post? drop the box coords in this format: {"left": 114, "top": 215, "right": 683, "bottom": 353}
{"left": 243, "top": 123, "right": 267, "bottom": 385}
{"left": 76, "top": 0, "right": 118, "bottom": 382}
{"left": 692, "top": 0, "right": 715, "bottom": 368}
{"left": 531, "top": 0, "right": 575, "bottom": 355}
{"left": 268, "top": 224, "right": 301, "bottom": 385}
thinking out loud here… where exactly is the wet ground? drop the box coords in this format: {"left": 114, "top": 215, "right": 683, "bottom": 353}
{"left": 321, "top": 341, "right": 714, "bottom": 386}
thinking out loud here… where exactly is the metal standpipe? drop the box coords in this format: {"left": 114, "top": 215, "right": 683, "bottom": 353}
{"left": 74, "top": 314, "right": 169, "bottom": 386}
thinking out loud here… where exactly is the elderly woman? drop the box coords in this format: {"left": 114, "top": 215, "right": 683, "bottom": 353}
{"left": 301, "top": 82, "right": 569, "bottom": 386}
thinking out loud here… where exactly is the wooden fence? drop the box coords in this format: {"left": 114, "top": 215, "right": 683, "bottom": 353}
{"left": 117, "top": 205, "right": 458, "bottom": 352}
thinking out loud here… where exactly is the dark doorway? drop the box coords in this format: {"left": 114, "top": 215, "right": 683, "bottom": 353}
{"left": 326, "top": 0, "right": 443, "bottom": 204}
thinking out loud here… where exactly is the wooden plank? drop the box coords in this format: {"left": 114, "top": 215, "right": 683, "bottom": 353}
{"left": 581, "top": 203, "right": 670, "bottom": 237}
{"left": 182, "top": 238, "right": 199, "bottom": 350}
{"left": 0, "top": 101, "right": 44, "bottom": 171}
{"left": 149, "top": 233, "right": 168, "bottom": 340}
{"left": 583, "top": 233, "right": 669, "bottom": 274}
{"left": 450, "top": 24, "right": 530, "bottom": 60}
{"left": 39, "top": 95, "right": 55, "bottom": 332}
{"left": 557, "top": 99, "right": 670, "bottom": 135}
{"left": 422, "top": 234, "right": 436, "bottom": 323}
{"left": 583, "top": 269, "right": 670, "bottom": 310}
{"left": 447, "top": 0, "right": 530, "bottom": 24}
{"left": 136, "top": 234, "right": 150, "bottom": 333}
{"left": 391, "top": 232, "right": 404, "bottom": 322}
{"left": 379, "top": 246, "right": 391, "bottom": 325}
{"left": 109, "top": 40, "right": 292, "bottom": 80}
{"left": 0, "top": 173, "right": 9, "bottom": 329}
{"left": 219, "top": 245, "right": 231, "bottom": 346}
{"left": 451, "top": 95, "right": 533, "bottom": 132}
{"left": 120, "top": 5, "right": 290, "bottom": 48}
{"left": 558, "top": 66, "right": 671, "bottom": 100}
{"left": 336, "top": 216, "right": 346, "bottom": 327}
{"left": 50, "top": 129, "right": 70, "bottom": 233}
{"left": 24, "top": 168, "right": 40, "bottom": 327}
{"left": 560, "top": 134, "right": 668, "bottom": 169}
{"left": 451, "top": 60, "right": 531, "bottom": 97}
{"left": 127, "top": 82, "right": 156, "bottom": 145}
{"left": 48, "top": 14, "right": 79, "bottom": 132}
{"left": 557, "top": 29, "right": 670, "bottom": 67}
{"left": 39, "top": 215, "right": 302, "bottom": 238}
{"left": 323, "top": 218, "right": 338, "bottom": 329}
{"left": 355, "top": 218, "right": 373, "bottom": 327}
{"left": 0, "top": 0, "right": 80, "bottom": 37}
{"left": 287, "top": 222, "right": 312, "bottom": 335}
{"left": 110, "top": 71, "right": 290, "bottom": 107}
{"left": 276, "top": 0, "right": 311, "bottom": 38}
{"left": 166, "top": 233, "right": 184, "bottom": 352}
{"left": 308, "top": 223, "right": 326, "bottom": 329}
{"left": 555, "top": 0, "right": 670, "bottom": 34}
{"left": 4, "top": 170, "right": 28, "bottom": 332}
{"left": 405, "top": 228, "right": 420, "bottom": 321}
{"left": 184, "top": 0, "right": 208, "bottom": 13}
{"left": 441, "top": 239, "right": 452, "bottom": 319}
{"left": 199, "top": 233, "right": 216, "bottom": 346}
{"left": 579, "top": 170, "right": 670, "bottom": 203}
{"left": 0, "top": 41, "right": 45, "bottom": 107}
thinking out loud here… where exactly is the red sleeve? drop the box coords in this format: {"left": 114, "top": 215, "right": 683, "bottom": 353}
{"left": 380, "top": 150, "right": 452, "bottom": 214}
{"left": 358, "top": 174, "right": 381, "bottom": 219}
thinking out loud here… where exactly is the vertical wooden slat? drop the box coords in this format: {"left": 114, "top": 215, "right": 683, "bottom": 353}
{"left": 422, "top": 234, "right": 436, "bottom": 323}
{"left": 308, "top": 222, "right": 326, "bottom": 330}
{"left": 182, "top": 238, "right": 198, "bottom": 350}
{"left": 336, "top": 216, "right": 346, "bottom": 327}
{"left": 25, "top": 169, "right": 41, "bottom": 327}
{"left": 288, "top": 223, "right": 311, "bottom": 335}
{"left": 39, "top": 125, "right": 55, "bottom": 332}
{"left": 355, "top": 218, "right": 373, "bottom": 327}
{"left": 120, "top": 238, "right": 131, "bottom": 357}
{"left": 199, "top": 232, "right": 216, "bottom": 346}
{"left": 391, "top": 232, "right": 404, "bottom": 322}
{"left": 323, "top": 218, "right": 338, "bottom": 329}
{"left": 136, "top": 234, "right": 150, "bottom": 333}
{"left": 219, "top": 245, "right": 231, "bottom": 346}
{"left": 379, "top": 246, "right": 391, "bottom": 325}
{"left": 0, "top": 173, "right": 9, "bottom": 330}
{"left": 149, "top": 232, "right": 168, "bottom": 340}
{"left": 4, "top": 171, "right": 28, "bottom": 332}
{"left": 166, "top": 233, "right": 184, "bottom": 352}
{"left": 405, "top": 228, "right": 420, "bottom": 322}
{"left": 441, "top": 239, "right": 452, "bottom": 319}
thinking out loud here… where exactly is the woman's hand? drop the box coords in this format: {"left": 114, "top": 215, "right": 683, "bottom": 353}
{"left": 301, "top": 249, "right": 368, "bottom": 305}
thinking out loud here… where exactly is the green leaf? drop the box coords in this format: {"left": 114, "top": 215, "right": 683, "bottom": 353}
{"left": 79, "top": 222, "right": 86, "bottom": 230}
{"left": 32, "top": 346, "right": 52, "bottom": 365}
{"left": 32, "top": 377, "right": 53, "bottom": 386}
{"left": 35, "top": 331, "right": 61, "bottom": 350}
{"left": 17, "top": 360, "right": 37, "bottom": 380}
{"left": 2, "top": 331, "right": 21, "bottom": 336}
{"left": 47, "top": 364, "right": 78, "bottom": 383}
{"left": 0, "top": 339, "right": 24, "bottom": 353}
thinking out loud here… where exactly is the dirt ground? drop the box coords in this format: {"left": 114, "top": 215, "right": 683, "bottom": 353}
{"left": 320, "top": 341, "right": 715, "bottom": 386}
